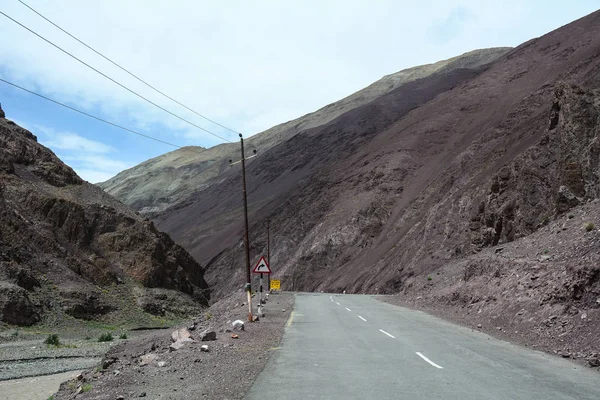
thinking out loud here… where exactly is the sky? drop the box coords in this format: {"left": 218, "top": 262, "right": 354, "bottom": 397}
{"left": 1, "top": 0, "right": 598, "bottom": 183}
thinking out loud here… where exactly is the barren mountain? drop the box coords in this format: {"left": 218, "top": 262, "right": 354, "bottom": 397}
{"left": 135, "top": 8, "right": 600, "bottom": 315}
{"left": 96, "top": 10, "right": 600, "bottom": 363}
{"left": 0, "top": 113, "right": 209, "bottom": 327}
{"left": 133, "top": 10, "right": 600, "bottom": 362}
{"left": 99, "top": 48, "right": 510, "bottom": 216}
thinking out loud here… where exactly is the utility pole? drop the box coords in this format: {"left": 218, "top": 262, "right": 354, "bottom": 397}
{"left": 229, "top": 133, "right": 257, "bottom": 322}
{"left": 267, "top": 219, "right": 271, "bottom": 292}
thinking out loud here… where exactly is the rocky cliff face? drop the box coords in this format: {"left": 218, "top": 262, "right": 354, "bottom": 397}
{"left": 466, "top": 83, "right": 600, "bottom": 248}
{"left": 99, "top": 48, "right": 511, "bottom": 216}
{"left": 0, "top": 115, "right": 209, "bottom": 326}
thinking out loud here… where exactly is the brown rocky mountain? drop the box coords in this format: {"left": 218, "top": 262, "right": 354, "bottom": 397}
{"left": 0, "top": 113, "right": 209, "bottom": 326}
{"left": 98, "top": 48, "right": 510, "bottom": 216}
{"left": 96, "top": 10, "right": 600, "bottom": 363}
{"left": 99, "top": 7, "right": 600, "bottom": 320}
{"left": 89, "top": 9, "right": 600, "bottom": 365}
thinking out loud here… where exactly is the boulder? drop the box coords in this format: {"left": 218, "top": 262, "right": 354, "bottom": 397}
{"left": 200, "top": 345, "right": 209, "bottom": 352}
{"left": 232, "top": 320, "right": 245, "bottom": 331}
{"left": 169, "top": 337, "right": 194, "bottom": 351}
{"left": 199, "top": 329, "right": 216, "bottom": 341}
{"left": 139, "top": 353, "right": 158, "bottom": 366}
{"left": 171, "top": 327, "right": 192, "bottom": 342}
{"left": 0, "top": 282, "right": 40, "bottom": 325}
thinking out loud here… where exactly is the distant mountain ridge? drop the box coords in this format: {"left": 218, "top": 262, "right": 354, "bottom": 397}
{"left": 98, "top": 47, "right": 511, "bottom": 215}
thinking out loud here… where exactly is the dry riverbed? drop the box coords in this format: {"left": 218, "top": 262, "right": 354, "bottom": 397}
{"left": 0, "top": 370, "right": 82, "bottom": 400}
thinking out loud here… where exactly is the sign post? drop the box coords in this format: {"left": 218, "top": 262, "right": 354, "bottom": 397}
{"left": 253, "top": 256, "right": 271, "bottom": 314}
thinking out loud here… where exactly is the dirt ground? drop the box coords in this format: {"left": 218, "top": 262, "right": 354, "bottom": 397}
{"left": 53, "top": 292, "right": 293, "bottom": 400}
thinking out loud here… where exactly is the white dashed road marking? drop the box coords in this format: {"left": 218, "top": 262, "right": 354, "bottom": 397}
{"left": 379, "top": 329, "right": 395, "bottom": 339}
{"left": 416, "top": 352, "right": 444, "bottom": 369}
{"left": 358, "top": 316, "right": 367, "bottom": 322}
{"left": 336, "top": 302, "right": 340, "bottom": 306}
{"left": 345, "top": 307, "right": 352, "bottom": 312}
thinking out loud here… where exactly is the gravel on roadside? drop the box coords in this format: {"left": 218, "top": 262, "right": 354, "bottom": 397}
{"left": 54, "top": 291, "right": 294, "bottom": 400}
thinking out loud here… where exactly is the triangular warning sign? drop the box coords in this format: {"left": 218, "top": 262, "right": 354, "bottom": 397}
{"left": 252, "top": 256, "right": 271, "bottom": 274}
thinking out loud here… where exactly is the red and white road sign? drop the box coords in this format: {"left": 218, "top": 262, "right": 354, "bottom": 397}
{"left": 252, "top": 256, "right": 271, "bottom": 274}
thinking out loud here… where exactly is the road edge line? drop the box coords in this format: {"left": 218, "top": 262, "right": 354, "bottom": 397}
{"left": 286, "top": 310, "right": 295, "bottom": 327}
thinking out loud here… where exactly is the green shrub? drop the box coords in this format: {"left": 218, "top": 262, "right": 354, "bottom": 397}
{"left": 98, "top": 332, "right": 113, "bottom": 342}
{"left": 205, "top": 312, "right": 213, "bottom": 320}
{"left": 584, "top": 222, "right": 595, "bottom": 232}
{"left": 44, "top": 334, "right": 60, "bottom": 347}
{"left": 119, "top": 332, "right": 128, "bottom": 340}
{"left": 427, "top": 276, "right": 432, "bottom": 281}
{"left": 81, "top": 383, "right": 92, "bottom": 393}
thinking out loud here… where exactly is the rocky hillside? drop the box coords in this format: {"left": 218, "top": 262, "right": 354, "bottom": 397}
{"left": 142, "top": 7, "right": 600, "bottom": 311}
{"left": 99, "top": 47, "right": 510, "bottom": 215}
{"left": 0, "top": 113, "right": 209, "bottom": 326}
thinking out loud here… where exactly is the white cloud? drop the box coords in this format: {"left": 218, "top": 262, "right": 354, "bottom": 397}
{"left": 31, "top": 125, "right": 131, "bottom": 183}
{"left": 41, "top": 129, "right": 113, "bottom": 153}
{"left": 61, "top": 154, "right": 130, "bottom": 172}
{"left": 1, "top": 0, "right": 598, "bottom": 149}
{"left": 60, "top": 154, "right": 132, "bottom": 183}
{"left": 74, "top": 169, "right": 117, "bottom": 184}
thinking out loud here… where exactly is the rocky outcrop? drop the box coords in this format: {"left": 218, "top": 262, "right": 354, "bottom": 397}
{"left": 0, "top": 117, "right": 210, "bottom": 325}
{"left": 0, "top": 282, "right": 39, "bottom": 325}
{"left": 468, "top": 83, "right": 600, "bottom": 248}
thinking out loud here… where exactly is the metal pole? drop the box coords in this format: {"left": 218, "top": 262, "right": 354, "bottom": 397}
{"left": 240, "top": 134, "right": 253, "bottom": 322}
{"left": 267, "top": 219, "right": 271, "bottom": 292}
{"left": 259, "top": 272, "right": 263, "bottom": 314}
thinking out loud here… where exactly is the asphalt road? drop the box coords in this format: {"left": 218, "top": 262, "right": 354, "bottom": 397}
{"left": 245, "top": 293, "right": 600, "bottom": 400}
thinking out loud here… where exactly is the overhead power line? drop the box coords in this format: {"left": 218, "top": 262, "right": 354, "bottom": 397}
{"left": 17, "top": 0, "right": 241, "bottom": 135}
{"left": 0, "top": 10, "right": 232, "bottom": 143}
{"left": 0, "top": 77, "right": 182, "bottom": 148}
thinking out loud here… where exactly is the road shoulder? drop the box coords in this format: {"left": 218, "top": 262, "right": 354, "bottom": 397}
{"left": 377, "top": 295, "right": 600, "bottom": 370}
{"left": 53, "top": 292, "right": 294, "bottom": 400}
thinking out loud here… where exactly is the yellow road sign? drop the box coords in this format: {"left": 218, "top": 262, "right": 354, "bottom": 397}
{"left": 270, "top": 279, "right": 281, "bottom": 290}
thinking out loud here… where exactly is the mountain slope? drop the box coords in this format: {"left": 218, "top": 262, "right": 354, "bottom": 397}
{"left": 0, "top": 113, "right": 209, "bottom": 326}
{"left": 138, "top": 10, "right": 600, "bottom": 363}
{"left": 99, "top": 47, "right": 510, "bottom": 215}
{"left": 155, "top": 64, "right": 493, "bottom": 297}
{"left": 150, "top": 9, "right": 600, "bottom": 305}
